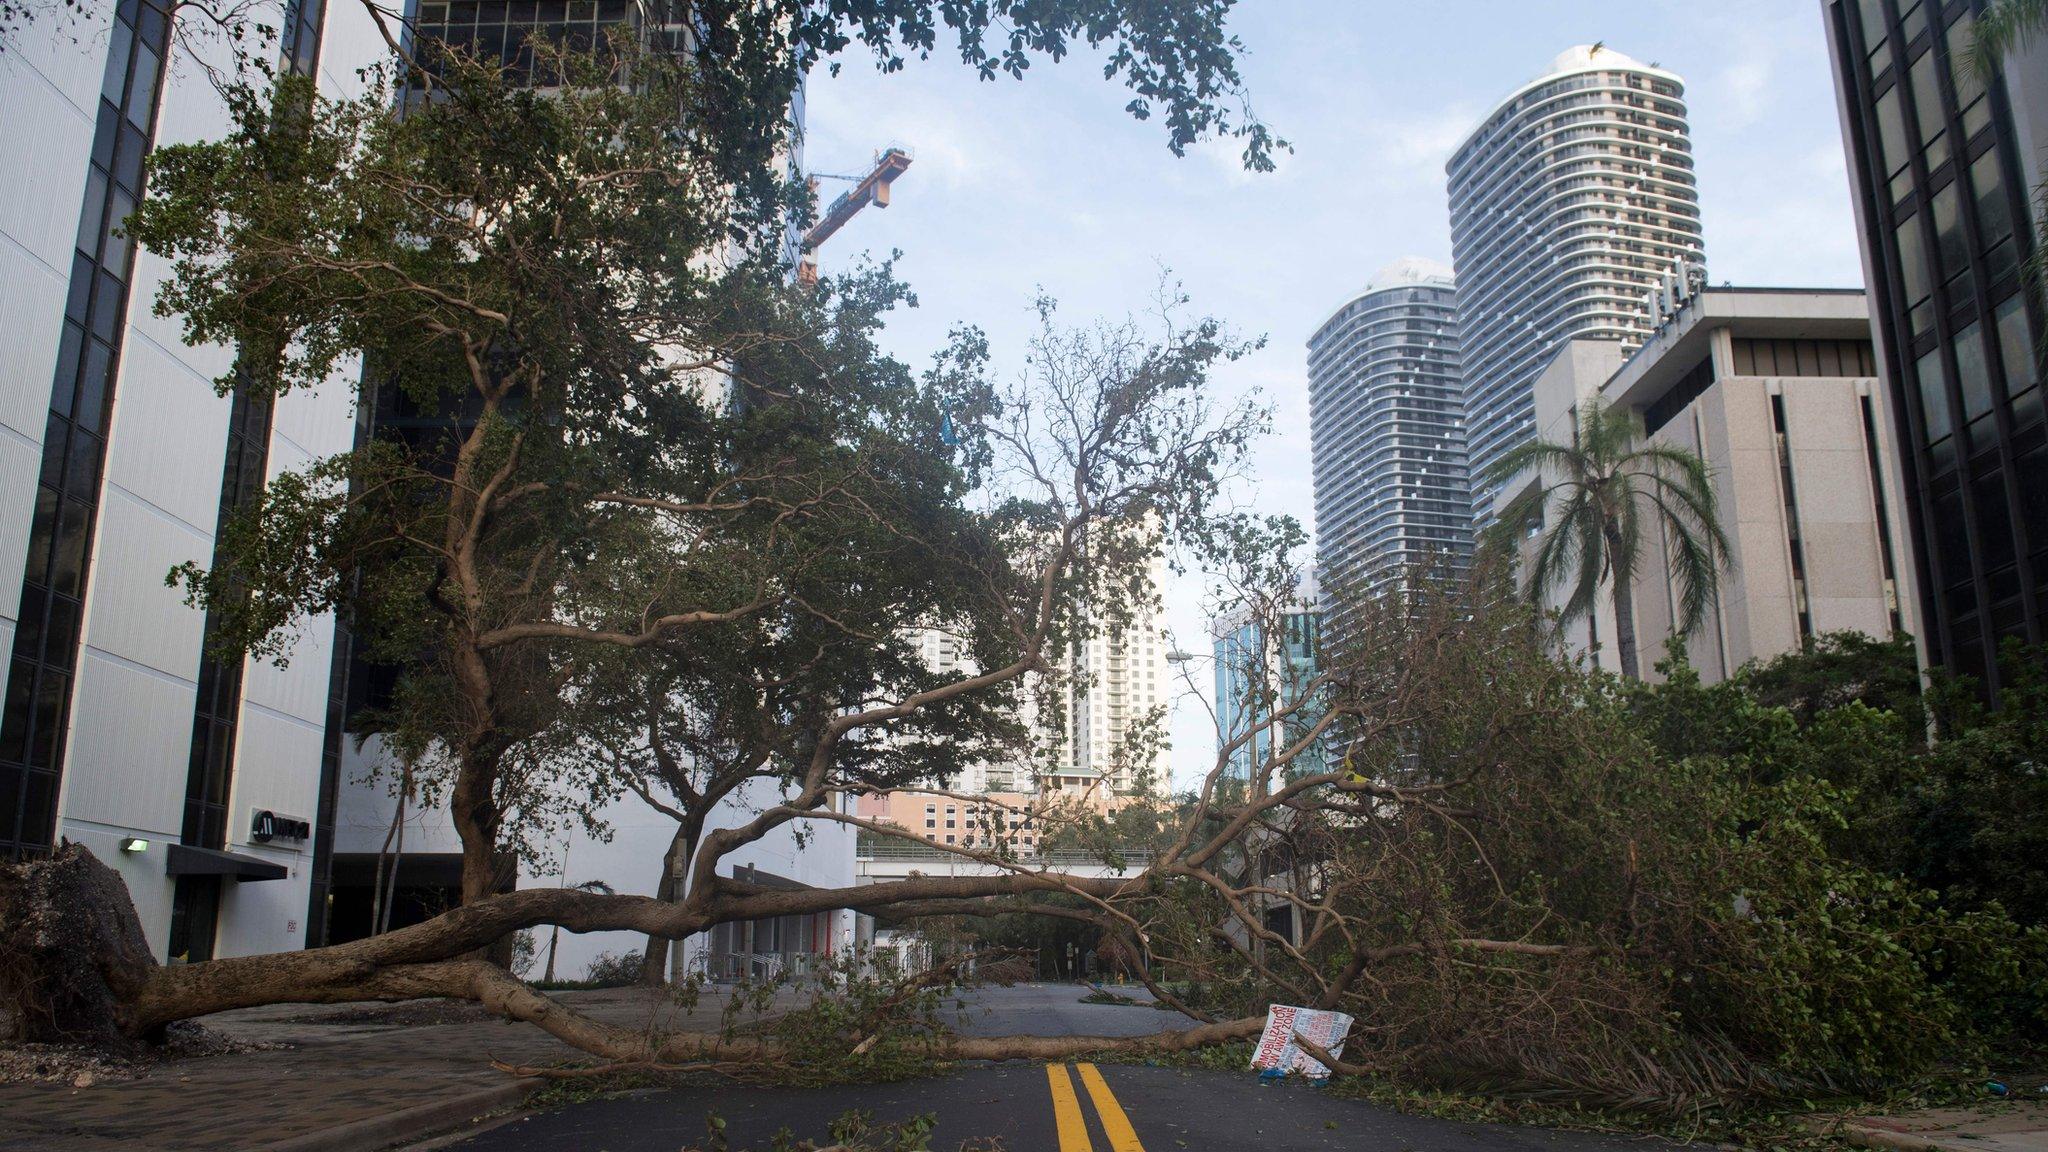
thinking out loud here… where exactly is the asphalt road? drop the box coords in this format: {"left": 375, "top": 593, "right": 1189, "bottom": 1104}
{"left": 944, "top": 980, "right": 1199, "bottom": 1038}
{"left": 445, "top": 986, "right": 1677, "bottom": 1152}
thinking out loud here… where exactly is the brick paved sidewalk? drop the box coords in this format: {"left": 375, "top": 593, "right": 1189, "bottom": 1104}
{"left": 0, "top": 986, "right": 802, "bottom": 1152}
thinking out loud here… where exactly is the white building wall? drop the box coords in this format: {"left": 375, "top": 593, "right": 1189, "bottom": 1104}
{"left": 0, "top": 3, "right": 108, "bottom": 714}
{"left": 335, "top": 742, "right": 860, "bottom": 982}
{"left": 2, "top": 2, "right": 376, "bottom": 960}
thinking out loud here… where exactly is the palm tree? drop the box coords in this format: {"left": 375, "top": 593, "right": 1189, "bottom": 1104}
{"left": 1972, "top": 1, "right": 2047, "bottom": 321}
{"left": 1972, "top": 0, "right": 2047, "bottom": 72}
{"left": 1483, "top": 399, "right": 1729, "bottom": 681}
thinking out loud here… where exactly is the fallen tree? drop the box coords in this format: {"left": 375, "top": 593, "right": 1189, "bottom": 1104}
{"left": 6, "top": 3, "right": 2045, "bottom": 1114}
{"left": 6, "top": 566, "right": 2047, "bottom": 1106}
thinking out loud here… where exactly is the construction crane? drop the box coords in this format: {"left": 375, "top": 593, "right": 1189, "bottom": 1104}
{"left": 797, "top": 147, "right": 912, "bottom": 287}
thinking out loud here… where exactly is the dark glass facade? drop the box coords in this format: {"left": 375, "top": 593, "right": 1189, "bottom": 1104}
{"left": 1827, "top": 0, "right": 2046, "bottom": 695}
{"left": 0, "top": 0, "right": 173, "bottom": 861}
{"left": 169, "top": 0, "right": 333, "bottom": 958}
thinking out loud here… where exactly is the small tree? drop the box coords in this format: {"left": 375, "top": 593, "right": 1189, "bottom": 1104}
{"left": 1484, "top": 398, "right": 1729, "bottom": 680}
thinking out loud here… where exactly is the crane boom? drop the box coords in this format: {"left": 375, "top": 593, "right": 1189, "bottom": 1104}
{"left": 797, "top": 147, "right": 912, "bottom": 286}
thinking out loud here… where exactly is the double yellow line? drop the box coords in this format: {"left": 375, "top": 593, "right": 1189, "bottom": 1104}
{"left": 1045, "top": 1062, "right": 1147, "bottom": 1152}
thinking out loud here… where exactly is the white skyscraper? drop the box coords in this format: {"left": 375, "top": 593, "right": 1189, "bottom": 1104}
{"left": 1448, "top": 44, "right": 1706, "bottom": 523}
{"left": 1308, "top": 258, "right": 1471, "bottom": 596}
{"left": 1052, "top": 549, "right": 1173, "bottom": 797}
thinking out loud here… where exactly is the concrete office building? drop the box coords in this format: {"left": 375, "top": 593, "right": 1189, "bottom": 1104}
{"left": 1307, "top": 259, "right": 1472, "bottom": 596}
{"left": 1821, "top": 0, "right": 2047, "bottom": 695}
{"left": 0, "top": 0, "right": 389, "bottom": 961}
{"left": 1511, "top": 287, "right": 1919, "bottom": 682}
{"left": 1448, "top": 44, "right": 1707, "bottom": 523}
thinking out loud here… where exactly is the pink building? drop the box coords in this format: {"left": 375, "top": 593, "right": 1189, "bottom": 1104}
{"left": 855, "top": 786, "right": 1120, "bottom": 852}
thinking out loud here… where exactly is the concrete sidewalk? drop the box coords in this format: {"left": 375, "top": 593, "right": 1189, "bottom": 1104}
{"left": 1835, "top": 1099, "right": 2048, "bottom": 1152}
{"left": 0, "top": 986, "right": 804, "bottom": 1152}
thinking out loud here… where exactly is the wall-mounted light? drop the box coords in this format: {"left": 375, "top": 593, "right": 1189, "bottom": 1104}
{"left": 119, "top": 837, "right": 149, "bottom": 853}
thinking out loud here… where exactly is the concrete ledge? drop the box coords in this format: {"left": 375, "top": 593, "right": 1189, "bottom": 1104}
{"left": 251, "top": 1079, "right": 540, "bottom": 1152}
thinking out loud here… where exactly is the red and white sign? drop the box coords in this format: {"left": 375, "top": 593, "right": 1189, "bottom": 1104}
{"left": 1249, "top": 1004, "right": 1354, "bottom": 1079}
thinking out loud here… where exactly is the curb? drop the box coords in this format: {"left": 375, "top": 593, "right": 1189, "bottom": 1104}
{"left": 249, "top": 1079, "right": 541, "bottom": 1152}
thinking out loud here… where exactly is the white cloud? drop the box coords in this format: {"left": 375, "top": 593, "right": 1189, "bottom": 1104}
{"left": 1716, "top": 55, "right": 1773, "bottom": 126}
{"left": 1359, "top": 101, "right": 1482, "bottom": 190}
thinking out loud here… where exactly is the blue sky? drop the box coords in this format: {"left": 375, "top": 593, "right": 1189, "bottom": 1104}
{"left": 799, "top": 0, "right": 1869, "bottom": 789}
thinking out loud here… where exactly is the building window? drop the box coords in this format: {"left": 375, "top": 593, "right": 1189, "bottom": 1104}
{"left": 1914, "top": 347, "right": 1954, "bottom": 452}
{"left": 1895, "top": 215, "right": 1934, "bottom": 338}
{"left": 1956, "top": 320, "right": 1996, "bottom": 446}
{"left": 1996, "top": 295, "right": 2040, "bottom": 426}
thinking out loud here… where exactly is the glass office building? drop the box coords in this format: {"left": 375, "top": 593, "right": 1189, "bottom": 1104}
{"left": 1822, "top": 0, "right": 2047, "bottom": 694}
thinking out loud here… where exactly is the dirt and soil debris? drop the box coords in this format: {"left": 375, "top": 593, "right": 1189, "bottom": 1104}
{"left": 0, "top": 1020, "right": 282, "bottom": 1085}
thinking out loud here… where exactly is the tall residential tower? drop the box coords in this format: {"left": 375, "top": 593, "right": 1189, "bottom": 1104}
{"left": 1307, "top": 258, "right": 1471, "bottom": 596}
{"left": 1448, "top": 44, "right": 1707, "bottom": 522}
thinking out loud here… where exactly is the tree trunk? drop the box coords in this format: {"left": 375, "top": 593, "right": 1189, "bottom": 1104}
{"left": 6, "top": 843, "right": 1151, "bottom": 1053}
{"left": 639, "top": 824, "right": 697, "bottom": 986}
{"left": 1606, "top": 527, "right": 1641, "bottom": 680}
{"left": 0, "top": 844, "right": 159, "bottom": 1053}
{"left": 449, "top": 737, "right": 518, "bottom": 965}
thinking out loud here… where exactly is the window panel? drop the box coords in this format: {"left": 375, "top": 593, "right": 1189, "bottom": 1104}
{"left": 1896, "top": 215, "right": 1933, "bottom": 335}
{"left": 66, "top": 252, "right": 93, "bottom": 321}
{"left": 41, "top": 599, "right": 77, "bottom": 671}
{"left": 19, "top": 773, "right": 56, "bottom": 846}
{"left": 112, "top": 124, "right": 145, "bottom": 193}
{"left": 76, "top": 339, "right": 113, "bottom": 434}
{"left": 91, "top": 101, "right": 119, "bottom": 171}
{"left": 1900, "top": 0, "right": 1927, "bottom": 44}
{"left": 1932, "top": 181, "right": 1968, "bottom": 280}
{"left": 101, "top": 19, "right": 133, "bottom": 97}
{"left": 1915, "top": 347, "right": 1953, "bottom": 443}
{"left": 65, "top": 428, "right": 101, "bottom": 495}
{"left": 126, "top": 46, "right": 160, "bottom": 127}
{"left": 1997, "top": 294, "right": 2039, "bottom": 397}
{"left": 1875, "top": 87, "right": 1909, "bottom": 179}
{"left": 39, "top": 416, "right": 68, "bottom": 489}
{"left": 13, "top": 591, "right": 45, "bottom": 667}
{"left": 1956, "top": 320, "right": 1994, "bottom": 422}
{"left": 1946, "top": 13, "right": 1984, "bottom": 116}
{"left": 74, "top": 169, "right": 107, "bottom": 258}
{"left": 91, "top": 270, "right": 124, "bottom": 343}
{"left": 0, "top": 669, "right": 34, "bottom": 763}
{"left": 1974, "top": 470, "right": 2016, "bottom": 570}
{"left": 28, "top": 673, "right": 68, "bottom": 769}
{"left": 49, "top": 497, "right": 91, "bottom": 598}
{"left": 104, "top": 185, "right": 136, "bottom": 266}
{"left": 1971, "top": 150, "right": 2014, "bottom": 250}
{"left": 1908, "top": 49, "right": 1947, "bottom": 167}
{"left": 25, "top": 487, "right": 57, "bottom": 587}
{"left": 1857, "top": 0, "right": 1889, "bottom": 57}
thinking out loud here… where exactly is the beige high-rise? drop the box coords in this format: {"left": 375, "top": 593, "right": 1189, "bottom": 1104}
{"left": 1514, "top": 287, "right": 1920, "bottom": 682}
